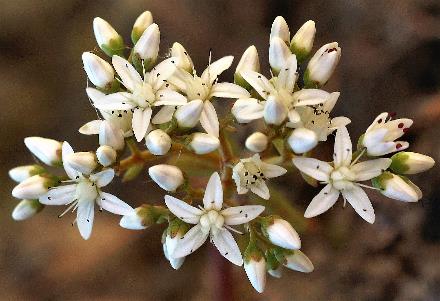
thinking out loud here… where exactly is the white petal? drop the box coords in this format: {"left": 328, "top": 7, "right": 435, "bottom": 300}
{"left": 132, "top": 108, "right": 152, "bottom": 142}
{"left": 244, "top": 258, "right": 266, "bottom": 293}
{"left": 277, "top": 55, "right": 298, "bottom": 92}
{"left": 77, "top": 200, "right": 95, "bottom": 240}
{"left": 89, "top": 169, "right": 115, "bottom": 187}
{"left": 231, "top": 98, "right": 264, "bottom": 123}
{"left": 203, "top": 172, "right": 223, "bottom": 210}
{"left": 79, "top": 120, "right": 102, "bottom": 135}
{"left": 201, "top": 56, "right": 234, "bottom": 85}
{"left": 259, "top": 162, "right": 287, "bottom": 178}
{"left": 221, "top": 205, "right": 265, "bottom": 225}
{"left": 240, "top": 71, "right": 274, "bottom": 99}
{"left": 149, "top": 57, "right": 178, "bottom": 90}
{"left": 62, "top": 142, "right": 80, "bottom": 180}
{"left": 152, "top": 106, "right": 176, "bottom": 124}
{"left": 211, "top": 229, "right": 243, "bottom": 266}
{"left": 39, "top": 185, "right": 76, "bottom": 205}
{"left": 269, "top": 37, "right": 291, "bottom": 73}
{"left": 86, "top": 87, "right": 105, "bottom": 103}
{"left": 351, "top": 158, "right": 392, "bottom": 182}
{"left": 250, "top": 181, "right": 270, "bottom": 200}
{"left": 93, "top": 92, "right": 134, "bottom": 111}
{"left": 200, "top": 101, "right": 219, "bottom": 137}
{"left": 292, "top": 158, "right": 332, "bottom": 182}
{"left": 284, "top": 250, "right": 314, "bottom": 273}
{"left": 99, "top": 120, "right": 125, "bottom": 151}
{"left": 98, "top": 192, "right": 133, "bottom": 215}
{"left": 210, "top": 82, "right": 250, "bottom": 99}
{"left": 342, "top": 185, "right": 375, "bottom": 224}
{"left": 304, "top": 184, "right": 339, "bottom": 218}
{"left": 112, "top": 55, "right": 142, "bottom": 92}
{"left": 334, "top": 126, "right": 352, "bottom": 168}
{"left": 155, "top": 89, "right": 187, "bottom": 106}
{"left": 329, "top": 116, "right": 351, "bottom": 130}
{"left": 172, "top": 224, "right": 209, "bottom": 258}
{"left": 164, "top": 195, "right": 202, "bottom": 224}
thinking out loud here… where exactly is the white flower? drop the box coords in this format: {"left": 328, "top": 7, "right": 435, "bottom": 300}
{"left": 81, "top": 52, "right": 115, "bottom": 89}
{"left": 244, "top": 255, "right": 266, "bottom": 293}
{"left": 93, "top": 17, "right": 123, "bottom": 56}
{"left": 96, "top": 145, "right": 117, "bottom": 167}
{"left": 131, "top": 11, "right": 153, "bottom": 44}
{"left": 390, "top": 152, "right": 435, "bottom": 175}
{"left": 232, "top": 154, "right": 287, "bottom": 200}
{"left": 9, "top": 165, "right": 45, "bottom": 183}
{"left": 166, "top": 55, "right": 250, "bottom": 137}
{"left": 133, "top": 23, "right": 160, "bottom": 67}
{"left": 12, "top": 199, "right": 44, "bottom": 221}
{"left": 165, "top": 172, "right": 265, "bottom": 265}
{"left": 145, "top": 129, "right": 171, "bottom": 155}
{"left": 283, "top": 250, "right": 314, "bottom": 273}
{"left": 12, "top": 175, "right": 54, "bottom": 200}
{"left": 148, "top": 164, "right": 184, "bottom": 192}
{"left": 39, "top": 142, "right": 133, "bottom": 240}
{"left": 290, "top": 20, "right": 316, "bottom": 61}
{"left": 189, "top": 132, "right": 220, "bottom": 154}
{"left": 24, "top": 137, "right": 62, "bottom": 166}
{"left": 305, "top": 42, "right": 341, "bottom": 87}
{"left": 362, "top": 112, "right": 413, "bottom": 156}
{"left": 92, "top": 56, "right": 186, "bottom": 142}
{"left": 245, "top": 132, "right": 268, "bottom": 153}
{"left": 293, "top": 126, "right": 392, "bottom": 223}
{"left": 262, "top": 218, "right": 301, "bottom": 250}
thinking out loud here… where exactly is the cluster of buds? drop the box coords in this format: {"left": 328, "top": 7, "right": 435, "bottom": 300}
{"left": 7, "top": 10, "right": 435, "bottom": 295}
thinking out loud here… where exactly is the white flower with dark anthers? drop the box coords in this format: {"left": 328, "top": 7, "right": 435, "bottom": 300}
{"left": 292, "top": 126, "right": 392, "bottom": 223}
{"left": 163, "top": 55, "right": 250, "bottom": 137}
{"left": 92, "top": 56, "right": 186, "bottom": 142}
{"left": 232, "top": 154, "right": 287, "bottom": 200}
{"left": 164, "top": 172, "right": 265, "bottom": 266}
{"left": 362, "top": 112, "right": 413, "bottom": 157}
{"left": 39, "top": 142, "right": 133, "bottom": 240}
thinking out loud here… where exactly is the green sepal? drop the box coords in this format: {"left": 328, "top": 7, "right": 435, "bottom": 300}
{"left": 234, "top": 73, "right": 252, "bottom": 90}
{"left": 371, "top": 171, "right": 394, "bottom": 190}
{"left": 244, "top": 240, "right": 264, "bottom": 263}
{"left": 132, "top": 52, "right": 156, "bottom": 74}
{"left": 122, "top": 162, "right": 144, "bottom": 182}
{"left": 167, "top": 218, "right": 190, "bottom": 238}
{"left": 290, "top": 43, "right": 310, "bottom": 64}
{"left": 390, "top": 152, "right": 410, "bottom": 174}
{"left": 303, "top": 70, "right": 319, "bottom": 88}
{"left": 100, "top": 36, "right": 124, "bottom": 57}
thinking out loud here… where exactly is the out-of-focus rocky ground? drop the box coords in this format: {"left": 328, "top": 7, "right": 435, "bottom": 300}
{"left": 1, "top": 0, "right": 440, "bottom": 300}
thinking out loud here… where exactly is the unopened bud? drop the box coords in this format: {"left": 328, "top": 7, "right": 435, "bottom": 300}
{"left": 12, "top": 199, "right": 44, "bottom": 221}
{"left": 270, "top": 16, "right": 290, "bottom": 44}
{"left": 372, "top": 172, "right": 420, "bottom": 202}
{"left": 131, "top": 11, "right": 153, "bottom": 44}
{"left": 175, "top": 100, "right": 203, "bottom": 128}
{"left": 133, "top": 23, "right": 160, "bottom": 70}
{"left": 283, "top": 250, "right": 314, "bottom": 273}
{"left": 12, "top": 175, "right": 55, "bottom": 200}
{"left": 288, "top": 128, "right": 318, "bottom": 154}
{"left": 9, "top": 165, "right": 45, "bottom": 183}
{"left": 189, "top": 133, "right": 220, "bottom": 154}
{"left": 148, "top": 164, "right": 184, "bottom": 192}
{"left": 305, "top": 42, "right": 341, "bottom": 87}
{"left": 264, "top": 96, "right": 288, "bottom": 125}
{"left": 269, "top": 37, "right": 292, "bottom": 74}
{"left": 390, "top": 152, "right": 435, "bottom": 175}
{"left": 99, "top": 120, "right": 125, "bottom": 151}
{"left": 171, "top": 42, "right": 193, "bottom": 73}
{"left": 119, "top": 205, "right": 167, "bottom": 230}
{"left": 65, "top": 152, "right": 97, "bottom": 175}
{"left": 96, "top": 145, "right": 117, "bottom": 167}
{"left": 145, "top": 129, "right": 171, "bottom": 155}
{"left": 244, "top": 243, "right": 266, "bottom": 293}
{"left": 290, "top": 20, "right": 316, "bottom": 62}
{"left": 261, "top": 217, "right": 301, "bottom": 250}
{"left": 245, "top": 132, "right": 268, "bottom": 153}
{"left": 81, "top": 52, "right": 115, "bottom": 89}
{"left": 235, "top": 45, "right": 260, "bottom": 89}
{"left": 24, "top": 137, "right": 62, "bottom": 166}
{"left": 93, "top": 17, "right": 124, "bottom": 56}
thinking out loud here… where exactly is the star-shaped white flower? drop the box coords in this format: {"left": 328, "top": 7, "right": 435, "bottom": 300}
{"left": 165, "top": 172, "right": 265, "bottom": 266}
{"left": 232, "top": 154, "right": 287, "bottom": 200}
{"left": 93, "top": 56, "right": 187, "bottom": 141}
{"left": 362, "top": 112, "right": 413, "bottom": 156}
{"left": 39, "top": 142, "right": 133, "bottom": 239}
{"left": 292, "top": 126, "right": 392, "bottom": 223}
{"left": 155, "top": 55, "right": 250, "bottom": 137}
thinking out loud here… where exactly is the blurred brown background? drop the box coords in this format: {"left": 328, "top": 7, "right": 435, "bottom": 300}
{"left": 1, "top": 0, "right": 440, "bottom": 300}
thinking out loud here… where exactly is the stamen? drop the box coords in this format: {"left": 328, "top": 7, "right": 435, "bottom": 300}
{"left": 58, "top": 200, "right": 78, "bottom": 218}
{"left": 356, "top": 183, "right": 381, "bottom": 191}
{"left": 350, "top": 148, "right": 366, "bottom": 167}
{"left": 224, "top": 225, "right": 243, "bottom": 235}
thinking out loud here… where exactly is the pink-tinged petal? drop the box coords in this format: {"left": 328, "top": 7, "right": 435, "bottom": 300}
{"left": 342, "top": 185, "right": 375, "bottom": 224}
{"left": 211, "top": 229, "right": 243, "bottom": 266}
{"left": 164, "top": 195, "right": 202, "bottom": 224}
{"left": 221, "top": 205, "right": 265, "bottom": 225}
{"left": 304, "top": 184, "right": 339, "bottom": 218}
{"left": 203, "top": 172, "right": 223, "bottom": 210}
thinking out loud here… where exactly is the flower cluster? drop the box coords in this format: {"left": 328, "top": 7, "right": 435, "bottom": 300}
{"left": 8, "top": 12, "right": 434, "bottom": 294}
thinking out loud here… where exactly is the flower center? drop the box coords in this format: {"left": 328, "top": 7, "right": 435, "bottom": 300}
{"left": 330, "top": 166, "right": 355, "bottom": 190}
{"left": 242, "top": 162, "right": 266, "bottom": 188}
{"left": 186, "top": 76, "right": 209, "bottom": 101}
{"left": 199, "top": 210, "right": 224, "bottom": 235}
{"left": 75, "top": 179, "right": 99, "bottom": 203}
{"left": 132, "top": 83, "right": 155, "bottom": 107}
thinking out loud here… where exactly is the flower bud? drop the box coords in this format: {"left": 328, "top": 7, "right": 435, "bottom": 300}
{"left": 96, "top": 145, "right": 117, "bottom": 167}
{"left": 372, "top": 172, "right": 419, "bottom": 202}
{"left": 269, "top": 37, "right": 292, "bottom": 74}
{"left": 288, "top": 128, "right": 318, "bottom": 154}
{"left": 175, "top": 99, "right": 204, "bottom": 128}
{"left": 65, "top": 152, "right": 98, "bottom": 175}
{"left": 81, "top": 52, "right": 115, "bottom": 89}
{"left": 163, "top": 233, "right": 186, "bottom": 269}
{"left": 235, "top": 45, "right": 260, "bottom": 89}
{"left": 12, "top": 199, "right": 44, "bottom": 221}
{"left": 148, "top": 164, "right": 184, "bottom": 192}
{"left": 24, "top": 137, "right": 62, "bottom": 166}
{"left": 244, "top": 244, "right": 266, "bottom": 293}
{"left": 245, "top": 132, "right": 268, "bottom": 153}
{"left": 261, "top": 217, "right": 301, "bottom": 250}
{"left": 390, "top": 152, "right": 435, "bottom": 175}
{"left": 268, "top": 266, "right": 283, "bottom": 278}
{"left": 12, "top": 175, "right": 55, "bottom": 200}
{"left": 263, "top": 96, "right": 288, "bottom": 125}
{"left": 189, "top": 133, "right": 220, "bottom": 154}
{"left": 9, "top": 165, "right": 45, "bottom": 183}
{"left": 93, "top": 17, "right": 124, "bottom": 56}
{"left": 119, "top": 205, "right": 169, "bottom": 230}
{"left": 133, "top": 23, "right": 160, "bottom": 70}
{"left": 270, "top": 16, "right": 290, "bottom": 44}
{"left": 99, "top": 120, "right": 125, "bottom": 151}
{"left": 145, "top": 129, "right": 171, "bottom": 155}
{"left": 131, "top": 11, "right": 153, "bottom": 44}
{"left": 283, "top": 250, "right": 314, "bottom": 273}
{"left": 290, "top": 20, "right": 316, "bottom": 62}
{"left": 171, "top": 42, "right": 194, "bottom": 73}
{"left": 305, "top": 42, "right": 341, "bottom": 87}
